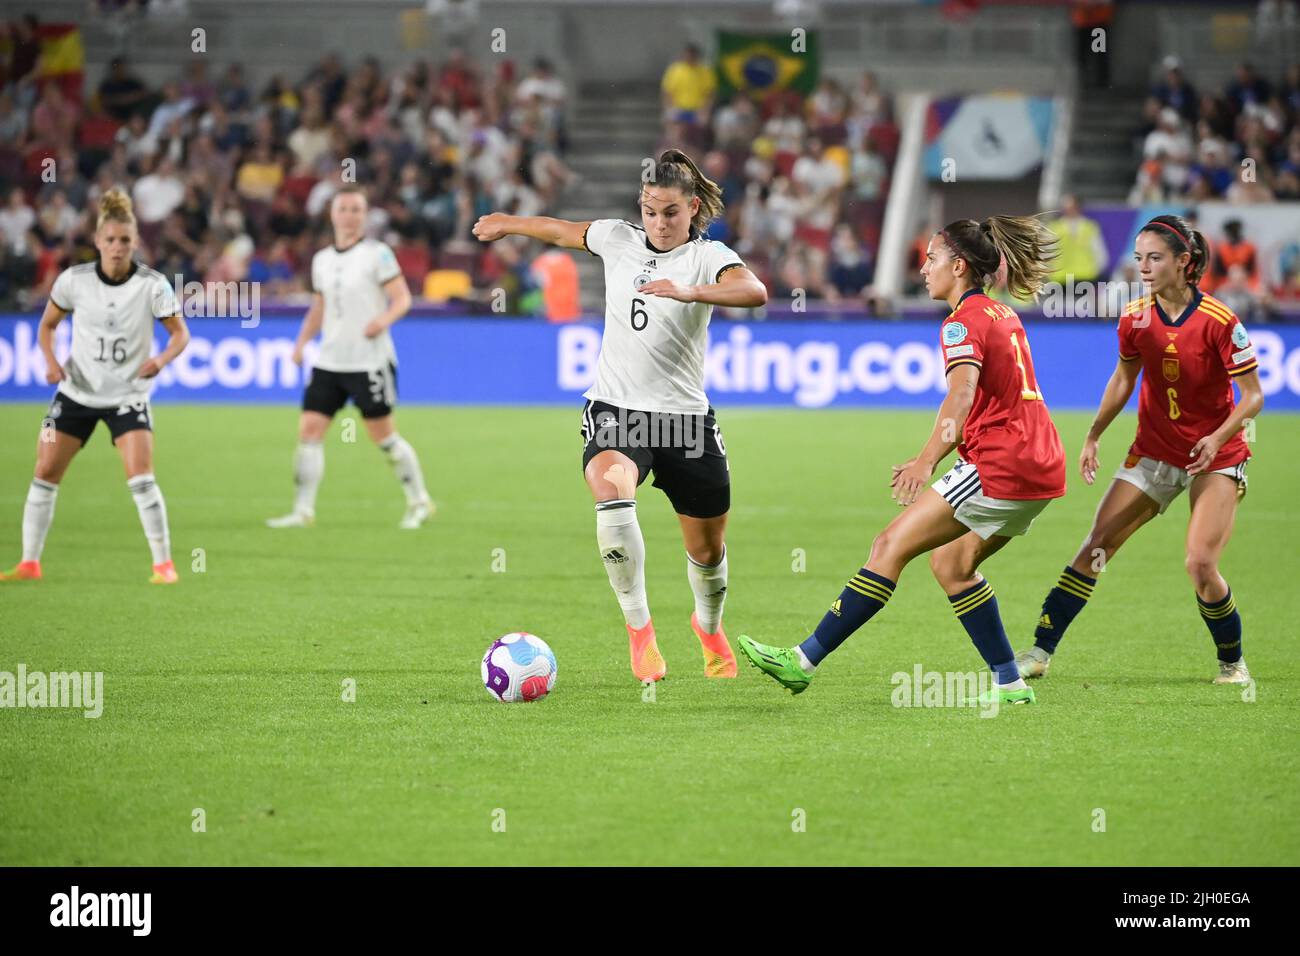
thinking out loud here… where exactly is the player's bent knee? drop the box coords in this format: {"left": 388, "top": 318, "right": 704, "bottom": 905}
{"left": 298, "top": 413, "right": 330, "bottom": 442}
{"left": 1185, "top": 551, "right": 1218, "bottom": 585}
{"left": 927, "top": 548, "right": 952, "bottom": 581}
{"left": 928, "top": 550, "right": 970, "bottom": 590}
{"left": 585, "top": 454, "right": 638, "bottom": 502}
{"left": 688, "top": 543, "right": 725, "bottom": 567}
{"left": 868, "top": 530, "right": 898, "bottom": 565}
{"left": 33, "top": 464, "right": 63, "bottom": 484}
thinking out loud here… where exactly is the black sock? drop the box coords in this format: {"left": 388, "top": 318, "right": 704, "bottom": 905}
{"left": 1033, "top": 566, "right": 1097, "bottom": 654}
{"left": 948, "top": 579, "right": 1019, "bottom": 684}
{"left": 798, "top": 568, "right": 895, "bottom": 666}
{"left": 1198, "top": 588, "right": 1242, "bottom": 663}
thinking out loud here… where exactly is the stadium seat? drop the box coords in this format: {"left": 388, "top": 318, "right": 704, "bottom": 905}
{"left": 423, "top": 269, "right": 473, "bottom": 303}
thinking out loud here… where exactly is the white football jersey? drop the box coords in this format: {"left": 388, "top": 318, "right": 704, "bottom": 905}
{"left": 310, "top": 239, "right": 403, "bottom": 373}
{"left": 582, "top": 219, "right": 744, "bottom": 414}
{"left": 49, "top": 261, "right": 179, "bottom": 408}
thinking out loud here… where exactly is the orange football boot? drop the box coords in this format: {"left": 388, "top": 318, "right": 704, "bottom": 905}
{"left": 150, "top": 560, "right": 179, "bottom": 584}
{"left": 628, "top": 619, "right": 666, "bottom": 682}
{"left": 0, "top": 560, "right": 41, "bottom": 581}
{"left": 691, "top": 612, "right": 737, "bottom": 677}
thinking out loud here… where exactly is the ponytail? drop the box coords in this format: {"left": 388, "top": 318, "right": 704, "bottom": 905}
{"left": 645, "top": 148, "right": 724, "bottom": 232}
{"left": 939, "top": 215, "right": 1059, "bottom": 301}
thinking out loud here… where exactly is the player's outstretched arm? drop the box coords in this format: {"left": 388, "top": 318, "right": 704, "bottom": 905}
{"left": 1080, "top": 358, "right": 1141, "bottom": 484}
{"left": 36, "top": 300, "right": 69, "bottom": 385}
{"left": 472, "top": 213, "right": 591, "bottom": 250}
{"left": 292, "top": 294, "right": 325, "bottom": 365}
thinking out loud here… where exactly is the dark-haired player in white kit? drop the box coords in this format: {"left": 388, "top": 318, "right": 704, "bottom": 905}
{"left": 474, "top": 149, "right": 768, "bottom": 682}
{"left": 267, "top": 187, "right": 433, "bottom": 529}
{"left": 1, "top": 189, "right": 190, "bottom": 584}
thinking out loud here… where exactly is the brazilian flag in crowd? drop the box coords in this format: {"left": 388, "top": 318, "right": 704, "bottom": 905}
{"left": 715, "top": 30, "right": 819, "bottom": 100}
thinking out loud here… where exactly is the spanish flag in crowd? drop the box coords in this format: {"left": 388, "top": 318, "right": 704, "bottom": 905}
{"left": 2, "top": 20, "right": 86, "bottom": 102}
{"left": 38, "top": 23, "right": 85, "bottom": 101}
{"left": 715, "top": 30, "right": 819, "bottom": 100}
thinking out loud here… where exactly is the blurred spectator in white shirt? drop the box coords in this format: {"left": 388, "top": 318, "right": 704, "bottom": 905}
{"left": 0, "top": 188, "right": 35, "bottom": 255}
{"left": 1143, "top": 107, "right": 1193, "bottom": 193}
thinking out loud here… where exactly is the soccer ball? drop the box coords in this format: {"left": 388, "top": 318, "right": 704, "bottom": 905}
{"left": 481, "top": 632, "right": 558, "bottom": 702}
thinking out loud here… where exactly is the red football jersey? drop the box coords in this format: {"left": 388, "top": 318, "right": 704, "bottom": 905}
{"left": 1117, "top": 290, "right": 1256, "bottom": 471}
{"left": 941, "top": 291, "right": 1066, "bottom": 500}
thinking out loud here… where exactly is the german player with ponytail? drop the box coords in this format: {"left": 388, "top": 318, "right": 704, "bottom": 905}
{"left": 1016, "top": 213, "right": 1264, "bottom": 685}
{"left": 1, "top": 188, "right": 191, "bottom": 584}
{"left": 739, "top": 215, "right": 1066, "bottom": 703}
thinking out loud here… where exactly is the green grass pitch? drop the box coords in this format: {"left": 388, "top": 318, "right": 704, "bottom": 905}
{"left": 1, "top": 403, "right": 1296, "bottom": 866}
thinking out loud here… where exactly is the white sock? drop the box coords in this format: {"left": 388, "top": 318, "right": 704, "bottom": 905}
{"left": 596, "top": 499, "right": 650, "bottom": 629}
{"left": 998, "top": 676, "right": 1028, "bottom": 690}
{"left": 293, "top": 441, "right": 324, "bottom": 515}
{"left": 794, "top": 645, "right": 816, "bottom": 673}
{"left": 21, "top": 478, "right": 58, "bottom": 562}
{"left": 127, "top": 473, "right": 171, "bottom": 565}
{"left": 687, "top": 546, "right": 728, "bottom": 634}
{"left": 379, "top": 433, "right": 428, "bottom": 506}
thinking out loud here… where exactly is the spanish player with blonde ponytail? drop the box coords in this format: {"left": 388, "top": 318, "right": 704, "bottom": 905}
{"left": 0, "top": 188, "right": 191, "bottom": 584}
{"left": 474, "top": 147, "right": 767, "bottom": 683}
{"left": 739, "top": 215, "right": 1067, "bottom": 704}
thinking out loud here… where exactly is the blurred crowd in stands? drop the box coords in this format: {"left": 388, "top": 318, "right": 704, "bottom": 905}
{"left": 0, "top": 15, "right": 895, "bottom": 314}
{"left": 0, "top": 11, "right": 576, "bottom": 311}
{"left": 2, "top": 6, "right": 1296, "bottom": 319}
{"left": 658, "top": 43, "right": 897, "bottom": 309}
{"left": 1133, "top": 56, "right": 1300, "bottom": 205}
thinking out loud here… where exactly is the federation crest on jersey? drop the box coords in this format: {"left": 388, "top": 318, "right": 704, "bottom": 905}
{"left": 942, "top": 321, "right": 968, "bottom": 345}
{"left": 1231, "top": 323, "right": 1250, "bottom": 348}
{"left": 633, "top": 273, "right": 652, "bottom": 290}
{"left": 1163, "top": 358, "right": 1180, "bottom": 382}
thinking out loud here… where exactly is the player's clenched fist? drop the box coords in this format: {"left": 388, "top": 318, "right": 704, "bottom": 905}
{"left": 473, "top": 213, "right": 512, "bottom": 242}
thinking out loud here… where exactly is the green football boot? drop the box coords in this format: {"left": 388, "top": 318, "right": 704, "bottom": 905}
{"left": 963, "top": 685, "right": 1038, "bottom": 707}
{"left": 737, "top": 636, "right": 813, "bottom": 695}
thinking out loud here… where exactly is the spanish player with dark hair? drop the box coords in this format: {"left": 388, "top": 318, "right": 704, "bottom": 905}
{"left": 1016, "top": 214, "right": 1263, "bottom": 685}
{"left": 739, "top": 216, "right": 1065, "bottom": 704}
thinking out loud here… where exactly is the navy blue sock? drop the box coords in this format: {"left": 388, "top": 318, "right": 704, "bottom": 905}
{"left": 1033, "top": 566, "right": 1097, "bottom": 654}
{"left": 798, "top": 568, "right": 895, "bottom": 666}
{"left": 949, "top": 579, "right": 1019, "bottom": 684}
{"left": 1198, "top": 588, "right": 1242, "bottom": 663}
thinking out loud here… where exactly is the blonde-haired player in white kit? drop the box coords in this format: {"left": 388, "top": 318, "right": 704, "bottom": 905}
{"left": 267, "top": 186, "right": 433, "bottom": 529}
{"left": 473, "top": 148, "right": 768, "bottom": 682}
{"left": 1, "top": 189, "right": 191, "bottom": 584}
